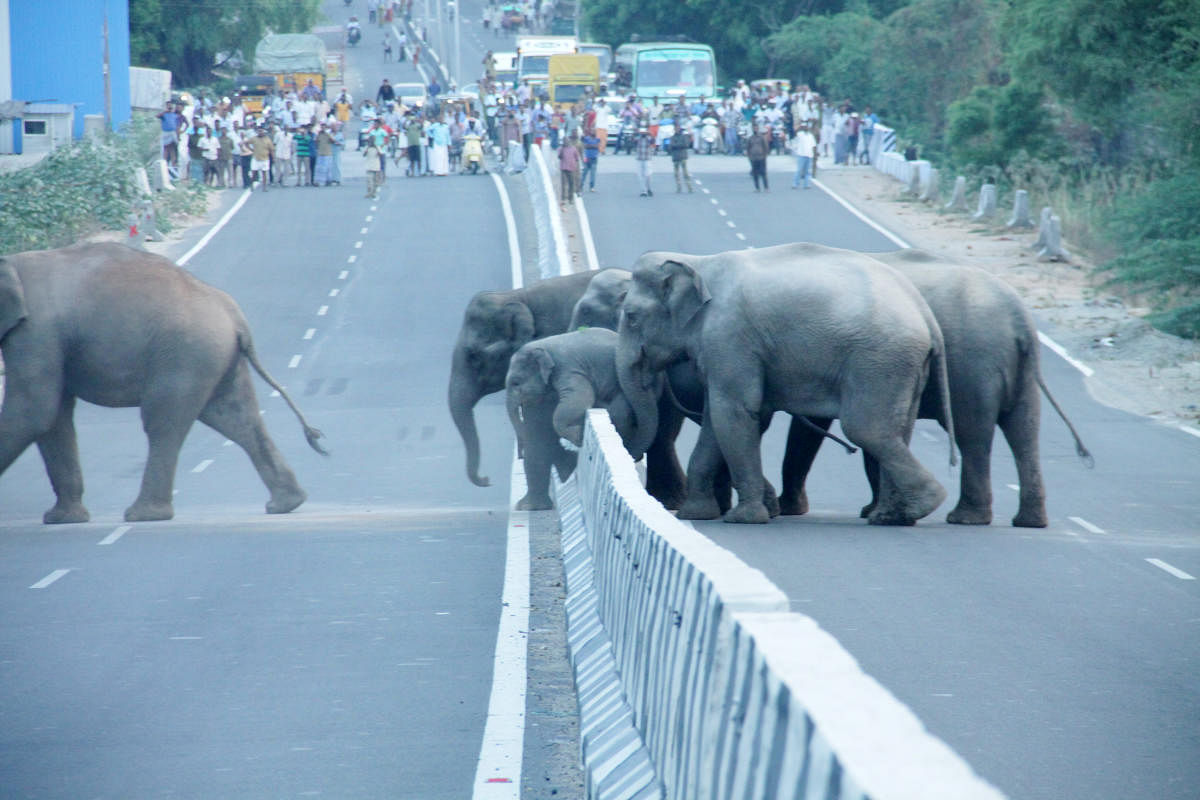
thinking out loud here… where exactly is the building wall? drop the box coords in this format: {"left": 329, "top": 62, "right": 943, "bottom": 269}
{"left": 8, "top": 0, "right": 130, "bottom": 137}
{"left": 0, "top": 0, "right": 12, "bottom": 103}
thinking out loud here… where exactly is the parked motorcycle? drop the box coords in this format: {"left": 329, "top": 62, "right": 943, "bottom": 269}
{"left": 699, "top": 117, "right": 720, "bottom": 154}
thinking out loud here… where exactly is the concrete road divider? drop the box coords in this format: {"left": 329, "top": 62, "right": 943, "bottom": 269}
{"left": 556, "top": 409, "right": 1006, "bottom": 800}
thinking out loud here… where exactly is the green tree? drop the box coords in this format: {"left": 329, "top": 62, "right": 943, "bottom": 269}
{"left": 130, "top": 0, "right": 322, "bottom": 85}
{"left": 763, "top": 12, "right": 882, "bottom": 100}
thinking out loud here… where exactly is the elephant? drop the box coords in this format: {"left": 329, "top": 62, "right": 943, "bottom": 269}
{"left": 780, "top": 248, "right": 1092, "bottom": 528}
{"left": 505, "top": 327, "right": 645, "bottom": 509}
{"left": 449, "top": 268, "right": 687, "bottom": 508}
{"left": 568, "top": 268, "right": 631, "bottom": 331}
{"left": 0, "top": 243, "right": 327, "bottom": 524}
{"left": 617, "top": 243, "right": 955, "bottom": 525}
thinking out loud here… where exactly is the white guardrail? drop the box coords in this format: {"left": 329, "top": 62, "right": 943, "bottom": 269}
{"left": 554, "top": 411, "right": 1006, "bottom": 800}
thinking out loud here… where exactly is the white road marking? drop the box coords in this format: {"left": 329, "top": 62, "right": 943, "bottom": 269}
{"left": 813, "top": 177, "right": 910, "bottom": 248}
{"left": 99, "top": 525, "right": 131, "bottom": 546}
{"left": 365, "top": 215, "right": 374, "bottom": 222}
{"left": 223, "top": 440, "right": 234, "bottom": 446}
{"left": 329, "top": 288, "right": 340, "bottom": 297}
{"left": 709, "top": 198, "right": 718, "bottom": 205}
{"left": 490, "top": 172, "right": 523, "bottom": 289}
{"left": 575, "top": 197, "right": 600, "bottom": 271}
{"left": 1037, "top": 331, "right": 1094, "bottom": 377}
{"left": 317, "top": 306, "right": 329, "bottom": 316}
{"left": 303, "top": 328, "right": 316, "bottom": 340}
{"left": 177, "top": 189, "right": 252, "bottom": 266}
{"left": 338, "top": 270, "right": 349, "bottom": 280}
{"left": 1145, "top": 559, "right": 1196, "bottom": 580}
{"left": 701, "top": 187, "right": 710, "bottom": 194}
{"left": 1068, "top": 516, "right": 1106, "bottom": 534}
{"left": 736, "top": 232, "right": 747, "bottom": 241}
{"left": 192, "top": 459, "right": 214, "bottom": 473}
{"left": 718, "top": 208, "right": 727, "bottom": 216}
{"left": 288, "top": 355, "right": 302, "bottom": 368}
{"left": 354, "top": 241, "right": 363, "bottom": 249}
{"left": 360, "top": 226, "right": 369, "bottom": 234}
{"left": 1179, "top": 425, "right": 1200, "bottom": 439}
{"left": 726, "top": 220, "right": 736, "bottom": 228}
{"left": 169, "top": 636, "right": 204, "bottom": 641}
{"left": 1007, "top": 484, "right": 1020, "bottom": 491}
{"left": 347, "top": 255, "right": 357, "bottom": 263}
{"left": 30, "top": 569, "right": 71, "bottom": 589}
{"left": 370, "top": 205, "right": 378, "bottom": 211}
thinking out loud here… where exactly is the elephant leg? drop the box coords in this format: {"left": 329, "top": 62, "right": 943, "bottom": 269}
{"left": 125, "top": 377, "right": 213, "bottom": 522}
{"left": 858, "top": 452, "right": 881, "bottom": 519}
{"left": 199, "top": 362, "right": 306, "bottom": 515}
{"left": 780, "top": 415, "right": 830, "bottom": 515}
{"left": 37, "top": 396, "right": 90, "bottom": 524}
{"left": 676, "top": 411, "right": 724, "bottom": 521}
{"left": 644, "top": 400, "right": 686, "bottom": 510}
{"left": 843, "top": 408, "right": 945, "bottom": 526}
{"left": 945, "top": 426, "right": 995, "bottom": 526}
{"left": 999, "top": 386, "right": 1047, "bottom": 528}
{"left": 516, "top": 397, "right": 558, "bottom": 510}
{"left": 708, "top": 390, "right": 769, "bottom": 525}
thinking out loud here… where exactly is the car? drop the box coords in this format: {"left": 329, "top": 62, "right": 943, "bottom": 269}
{"left": 393, "top": 82, "right": 428, "bottom": 109}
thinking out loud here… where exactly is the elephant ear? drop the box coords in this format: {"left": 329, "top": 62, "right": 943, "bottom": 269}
{"left": 660, "top": 259, "right": 711, "bottom": 328}
{"left": 532, "top": 347, "right": 555, "bottom": 386}
{"left": 0, "top": 258, "right": 28, "bottom": 340}
{"left": 503, "top": 301, "right": 536, "bottom": 347}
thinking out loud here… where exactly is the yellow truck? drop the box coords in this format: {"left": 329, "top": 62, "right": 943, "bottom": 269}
{"left": 547, "top": 53, "right": 600, "bottom": 111}
{"left": 254, "top": 33, "right": 328, "bottom": 97}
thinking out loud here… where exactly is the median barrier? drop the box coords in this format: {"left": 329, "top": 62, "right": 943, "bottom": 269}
{"left": 556, "top": 409, "right": 1006, "bottom": 799}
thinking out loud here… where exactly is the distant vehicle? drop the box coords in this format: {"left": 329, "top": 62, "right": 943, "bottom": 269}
{"left": 491, "top": 50, "right": 518, "bottom": 88}
{"left": 393, "top": 82, "right": 428, "bottom": 109}
{"left": 750, "top": 78, "right": 792, "bottom": 96}
{"left": 578, "top": 42, "right": 613, "bottom": 79}
{"left": 547, "top": 53, "right": 599, "bottom": 111}
{"left": 613, "top": 41, "right": 716, "bottom": 103}
{"left": 233, "top": 75, "right": 277, "bottom": 114}
{"left": 516, "top": 35, "right": 578, "bottom": 89}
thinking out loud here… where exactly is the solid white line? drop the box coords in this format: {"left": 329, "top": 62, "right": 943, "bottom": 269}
{"left": 1068, "top": 516, "right": 1106, "bottom": 534}
{"left": 472, "top": 447, "right": 529, "bottom": 798}
{"left": 192, "top": 459, "right": 214, "bottom": 473}
{"left": 531, "top": 146, "right": 571, "bottom": 275}
{"left": 177, "top": 189, "right": 252, "bottom": 266}
{"left": 813, "top": 177, "right": 910, "bottom": 249}
{"left": 1181, "top": 425, "right": 1200, "bottom": 439}
{"left": 288, "top": 355, "right": 302, "bottom": 368}
{"left": 303, "top": 328, "right": 316, "bottom": 340}
{"left": 30, "top": 569, "right": 71, "bottom": 589}
{"left": 575, "top": 197, "right": 600, "bottom": 271}
{"left": 1037, "top": 331, "right": 1095, "bottom": 377}
{"left": 317, "top": 306, "right": 329, "bottom": 316}
{"left": 99, "top": 525, "right": 131, "bottom": 546}
{"left": 491, "top": 172, "right": 523, "bottom": 289}
{"left": 1145, "top": 558, "right": 1196, "bottom": 580}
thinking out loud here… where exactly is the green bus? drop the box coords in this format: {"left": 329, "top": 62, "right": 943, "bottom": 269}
{"left": 613, "top": 42, "right": 716, "bottom": 102}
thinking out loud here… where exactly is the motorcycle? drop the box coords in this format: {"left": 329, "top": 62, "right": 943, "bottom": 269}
{"left": 699, "top": 117, "right": 719, "bottom": 154}
{"left": 462, "top": 133, "right": 484, "bottom": 174}
{"left": 617, "top": 118, "right": 636, "bottom": 154}
{"left": 771, "top": 121, "right": 788, "bottom": 155}
{"left": 347, "top": 25, "right": 362, "bottom": 46}
{"left": 736, "top": 119, "right": 752, "bottom": 154}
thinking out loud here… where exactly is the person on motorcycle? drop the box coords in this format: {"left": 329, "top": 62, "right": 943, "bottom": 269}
{"left": 346, "top": 16, "right": 362, "bottom": 46}
{"left": 462, "top": 121, "right": 484, "bottom": 174}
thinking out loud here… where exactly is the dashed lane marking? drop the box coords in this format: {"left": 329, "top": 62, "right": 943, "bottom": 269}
{"left": 99, "top": 525, "right": 131, "bottom": 546}
{"left": 303, "top": 328, "right": 316, "bottom": 340}
{"left": 1146, "top": 559, "right": 1196, "bottom": 580}
{"left": 1068, "top": 516, "right": 1106, "bottom": 534}
{"left": 317, "top": 306, "right": 329, "bottom": 316}
{"left": 30, "top": 569, "right": 71, "bottom": 589}
{"left": 289, "top": 355, "right": 302, "bottom": 368}
{"left": 192, "top": 459, "right": 213, "bottom": 473}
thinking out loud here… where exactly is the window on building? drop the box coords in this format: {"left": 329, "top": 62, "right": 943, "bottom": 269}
{"left": 23, "top": 120, "right": 47, "bottom": 136}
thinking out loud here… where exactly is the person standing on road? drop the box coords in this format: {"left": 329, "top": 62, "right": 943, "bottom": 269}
{"left": 364, "top": 129, "right": 384, "bottom": 198}
{"left": 745, "top": 122, "right": 771, "bottom": 192}
{"left": 635, "top": 123, "right": 654, "bottom": 197}
{"left": 428, "top": 115, "right": 451, "bottom": 176}
{"left": 313, "top": 123, "right": 334, "bottom": 186}
{"left": 669, "top": 121, "right": 693, "bottom": 193}
{"left": 250, "top": 126, "right": 274, "bottom": 191}
{"left": 558, "top": 132, "right": 581, "bottom": 208}
{"left": 790, "top": 122, "right": 816, "bottom": 189}
{"left": 593, "top": 98, "right": 611, "bottom": 154}
{"left": 330, "top": 122, "right": 345, "bottom": 185}
{"left": 293, "top": 125, "right": 313, "bottom": 186}
{"left": 404, "top": 114, "right": 423, "bottom": 176}
{"left": 580, "top": 127, "right": 599, "bottom": 192}
{"left": 272, "top": 125, "right": 293, "bottom": 186}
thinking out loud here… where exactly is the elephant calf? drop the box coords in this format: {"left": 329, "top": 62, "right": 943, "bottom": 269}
{"left": 0, "top": 243, "right": 326, "bottom": 523}
{"left": 505, "top": 327, "right": 646, "bottom": 510}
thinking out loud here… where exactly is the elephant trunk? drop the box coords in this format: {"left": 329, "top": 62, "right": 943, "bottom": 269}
{"left": 616, "top": 332, "right": 659, "bottom": 460}
{"left": 449, "top": 351, "right": 491, "bottom": 487}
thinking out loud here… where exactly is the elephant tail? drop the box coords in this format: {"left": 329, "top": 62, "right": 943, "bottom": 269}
{"left": 1037, "top": 372, "right": 1094, "bottom": 468}
{"left": 930, "top": 339, "right": 958, "bottom": 468}
{"left": 237, "top": 327, "right": 329, "bottom": 456}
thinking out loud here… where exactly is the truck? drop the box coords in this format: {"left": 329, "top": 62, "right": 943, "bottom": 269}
{"left": 515, "top": 35, "right": 577, "bottom": 90}
{"left": 253, "top": 33, "right": 328, "bottom": 97}
{"left": 547, "top": 53, "right": 599, "bottom": 111}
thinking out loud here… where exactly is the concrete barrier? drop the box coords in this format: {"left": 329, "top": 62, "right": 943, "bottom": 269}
{"left": 557, "top": 410, "right": 1006, "bottom": 800}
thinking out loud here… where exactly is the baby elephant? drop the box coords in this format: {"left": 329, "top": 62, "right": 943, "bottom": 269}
{"left": 505, "top": 327, "right": 644, "bottom": 510}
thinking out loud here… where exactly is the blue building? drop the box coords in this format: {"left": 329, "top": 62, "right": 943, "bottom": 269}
{"left": 0, "top": 0, "right": 131, "bottom": 153}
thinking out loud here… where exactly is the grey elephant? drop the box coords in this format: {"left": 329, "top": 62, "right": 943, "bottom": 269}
{"left": 568, "top": 268, "right": 631, "bottom": 331}
{"left": 505, "top": 327, "right": 644, "bottom": 509}
{"left": 449, "top": 268, "right": 687, "bottom": 507}
{"left": 617, "top": 243, "right": 955, "bottom": 525}
{"left": 0, "top": 243, "right": 326, "bottom": 524}
{"left": 780, "top": 248, "right": 1091, "bottom": 527}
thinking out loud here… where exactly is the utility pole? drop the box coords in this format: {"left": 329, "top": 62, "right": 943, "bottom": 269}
{"left": 102, "top": 7, "right": 112, "bottom": 130}
{"left": 453, "top": 0, "right": 461, "bottom": 89}
{"left": 435, "top": 0, "right": 445, "bottom": 83}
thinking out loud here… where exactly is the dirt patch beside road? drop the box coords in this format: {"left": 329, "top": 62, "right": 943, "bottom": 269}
{"left": 817, "top": 166, "right": 1200, "bottom": 429}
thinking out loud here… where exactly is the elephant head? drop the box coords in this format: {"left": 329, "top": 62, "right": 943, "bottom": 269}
{"left": 568, "top": 268, "right": 631, "bottom": 331}
{"left": 504, "top": 344, "right": 555, "bottom": 454}
{"left": 449, "top": 293, "right": 536, "bottom": 487}
{"left": 616, "top": 258, "right": 711, "bottom": 458}
{"left": 0, "top": 258, "right": 29, "bottom": 340}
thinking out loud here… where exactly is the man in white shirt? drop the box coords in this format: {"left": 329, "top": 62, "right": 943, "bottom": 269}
{"left": 593, "top": 98, "right": 611, "bottom": 153}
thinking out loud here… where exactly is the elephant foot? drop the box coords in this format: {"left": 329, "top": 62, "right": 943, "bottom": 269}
{"left": 515, "top": 493, "right": 554, "bottom": 511}
{"left": 1012, "top": 507, "right": 1048, "bottom": 528}
{"left": 947, "top": 504, "right": 992, "bottom": 526}
{"left": 44, "top": 502, "right": 90, "bottom": 524}
{"left": 778, "top": 490, "right": 809, "bottom": 516}
{"left": 267, "top": 487, "right": 307, "bottom": 515}
{"left": 676, "top": 495, "right": 721, "bottom": 520}
{"left": 859, "top": 501, "right": 877, "bottom": 519}
{"left": 723, "top": 501, "right": 770, "bottom": 525}
{"left": 866, "top": 508, "right": 917, "bottom": 527}
{"left": 125, "top": 501, "right": 175, "bottom": 522}
{"left": 763, "top": 481, "right": 781, "bottom": 519}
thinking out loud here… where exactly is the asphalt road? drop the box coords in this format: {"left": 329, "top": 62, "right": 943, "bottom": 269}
{"left": 579, "top": 156, "right": 1200, "bottom": 800}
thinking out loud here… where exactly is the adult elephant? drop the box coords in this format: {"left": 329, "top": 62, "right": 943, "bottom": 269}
{"left": 0, "top": 243, "right": 326, "bottom": 523}
{"left": 780, "top": 249, "right": 1092, "bottom": 527}
{"left": 617, "top": 243, "right": 955, "bottom": 525}
{"left": 448, "top": 268, "right": 685, "bottom": 506}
